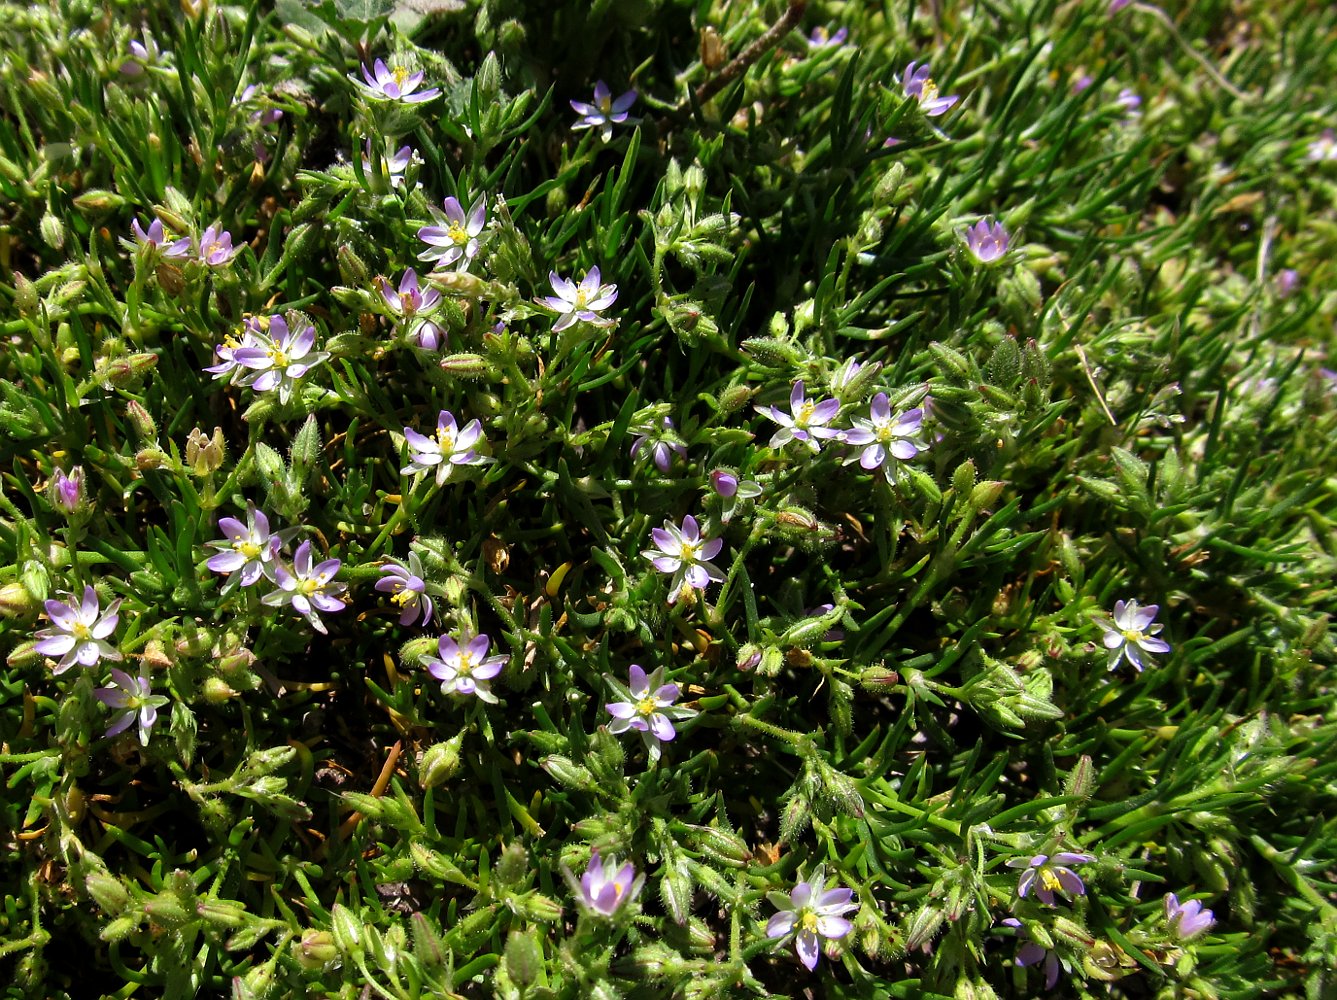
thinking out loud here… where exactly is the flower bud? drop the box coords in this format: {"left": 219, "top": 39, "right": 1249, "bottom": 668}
{"left": 439, "top": 353, "right": 489, "bottom": 378}
{"left": 39, "top": 211, "right": 65, "bottom": 251}
{"left": 717, "top": 384, "right": 755, "bottom": 414}
{"left": 73, "top": 189, "right": 126, "bottom": 213}
{"left": 952, "top": 459, "right": 977, "bottom": 497}
{"left": 185, "top": 427, "right": 225, "bottom": 476}
{"left": 135, "top": 448, "right": 168, "bottom": 470}
{"left": 431, "top": 271, "right": 485, "bottom": 296}
{"left": 969, "top": 480, "right": 1006, "bottom": 512}
{"left": 336, "top": 244, "right": 369, "bottom": 286}
{"left": 736, "top": 643, "right": 762, "bottom": 671}
{"left": 13, "top": 272, "right": 37, "bottom": 314}
{"left": 201, "top": 677, "right": 240, "bottom": 703}
{"left": 85, "top": 870, "right": 131, "bottom": 914}
{"left": 504, "top": 928, "right": 543, "bottom": 986}
{"left": 859, "top": 665, "right": 899, "bottom": 689}
{"left": 0, "top": 581, "right": 39, "bottom": 620}
{"left": 294, "top": 929, "right": 339, "bottom": 970}
{"left": 125, "top": 400, "right": 157, "bottom": 438}
{"left": 48, "top": 466, "right": 84, "bottom": 514}
{"left": 418, "top": 733, "right": 465, "bottom": 788}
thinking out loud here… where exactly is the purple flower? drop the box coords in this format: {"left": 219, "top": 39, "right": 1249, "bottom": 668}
{"left": 570, "top": 81, "right": 639, "bottom": 141}
{"left": 261, "top": 541, "right": 346, "bottom": 634}
{"left": 1164, "top": 893, "right": 1215, "bottom": 940}
{"left": 579, "top": 852, "right": 641, "bottom": 916}
{"left": 756, "top": 381, "right": 842, "bottom": 452}
{"left": 120, "top": 37, "right": 164, "bottom": 77}
{"left": 1275, "top": 268, "right": 1300, "bottom": 298}
{"left": 196, "top": 224, "right": 241, "bottom": 266}
{"left": 629, "top": 416, "right": 686, "bottom": 473}
{"left": 355, "top": 59, "right": 440, "bottom": 104}
{"left": 842, "top": 394, "right": 928, "bottom": 474}
{"left": 204, "top": 318, "right": 265, "bottom": 383}
{"left": 964, "top": 218, "right": 1011, "bottom": 264}
{"left": 50, "top": 466, "right": 84, "bottom": 514}
{"left": 402, "top": 410, "right": 492, "bottom": 486}
{"left": 34, "top": 585, "right": 124, "bottom": 674}
{"left": 422, "top": 633, "right": 507, "bottom": 703}
{"left": 95, "top": 666, "right": 169, "bottom": 746}
{"left": 1096, "top": 599, "right": 1171, "bottom": 671}
{"left": 605, "top": 664, "right": 696, "bottom": 745}
{"left": 236, "top": 84, "right": 283, "bottom": 126}
{"left": 418, "top": 196, "right": 487, "bottom": 270}
{"left": 363, "top": 141, "right": 415, "bottom": 189}
{"left": 379, "top": 269, "right": 444, "bottom": 350}
{"left": 1001, "top": 918, "right": 1062, "bottom": 990}
{"left": 539, "top": 267, "right": 618, "bottom": 332}
{"left": 766, "top": 866, "right": 858, "bottom": 971}
{"left": 902, "top": 61, "right": 959, "bottom": 117}
{"left": 231, "top": 315, "right": 330, "bottom": 404}
{"left": 641, "top": 515, "right": 725, "bottom": 604}
{"left": 806, "top": 25, "right": 849, "bottom": 49}
{"left": 1007, "top": 853, "right": 1095, "bottom": 906}
{"left": 376, "top": 552, "right": 434, "bottom": 626}
{"left": 206, "top": 503, "right": 290, "bottom": 592}
{"left": 1108, "top": 0, "right": 1132, "bottom": 12}
{"left": 709, "top": 470, "right": 762, "bottom": 523}
{"left": 1116, "top": 87, "right": 1142, "bottom": 116}
{"left": 123, "top": 217, "right": 192, "bottom": 259}
{"left": 1307, "top": 129, "right": 1337, "bottom": 163}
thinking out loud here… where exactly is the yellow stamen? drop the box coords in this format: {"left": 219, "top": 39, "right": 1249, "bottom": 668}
{"left": 636, "top": 695, "right": 658, "bottom": 717}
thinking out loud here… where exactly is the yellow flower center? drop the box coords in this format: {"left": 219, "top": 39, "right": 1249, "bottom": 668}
{"left": 574, "top": 287, "right": 591, "bottom": 309}
{"left": 447, "top": 222, "right": 468, "bottom": 245}
{"left": 1121, "top": 628, "right": 1145, "bottom": 643}
{"left": 636, "top": 695, "right": 658, "bottom": 717}
{"left": 457, "top": 651, "right": 475, "bottom": 677}
{"left": 392, "top": 65, "right": 410, "bottom": 88}
{"left": 800, "top": 911, "right": 820, "bottom": 932}
{"left": 921, "top": 79, "right": 939, "bottom": 105}
{"left": 206, "top": 241, "right": 225, "bottom": 258}
{"left": 299, "top": 572, "right": 330, "bottom": 597}
{"left": 72, "top": 622, "right": 92, "bottom": 641}
{"left": 234, "top": 539, "right": 262, "bottom": 559}
{"left": 1040, "top": 868, "right": 1063, "bottom": 892}
{"left": 679, "top": 540, "right": 700, "bottom": 562}
{"left": 392, "top": 589, "right": 415, "bottom": 607}
{"left": 267, "top": 346, "right": 290, "bottom": 369}
{"left": 436, "top": 426, "right": 456, "bottom": 454}
{"left": 796, "top": 400, "right": 816, "bottom": 424}
{"left": 223, "top": 334, "right": 240, "bottom": 350}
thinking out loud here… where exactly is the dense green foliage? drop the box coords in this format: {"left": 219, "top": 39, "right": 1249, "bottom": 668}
{"left": 2, "top": 0, "right": 1336, "bottom": 996}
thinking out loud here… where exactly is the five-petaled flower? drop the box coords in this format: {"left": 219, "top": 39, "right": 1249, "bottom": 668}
{"left": 262, "top": 541, "right": 346, "bottom": 634}
{"left": 124, "top": 217, "right": 191, "bottom": 259}
{"left": 1307, "top": 128, "right": 1337, "bottom": 163}
{"left": 757, "top": 380, "right": 842, "bottom": 453}
{"left": 964, "top": 218, "right": 1011, "bottom": 264}
{"left": 196, "top": 224, "right": 241, "bottom": 266}
{"left": 902, "top": 61, "right": 959, "bottom": 117}
{"left": 379, "top": 269, "right": 444, "bottom": 350}
{"left": 204, "top": 318, "right": 268, "bottom": 383}
{"left": 231, "top": 315, "right": 330, "bottom": 404}
{"left": 355, "top": 59, "right": 440, "bottom": 104}
{"left": 570, "top": 81, "right": 639, "bottom": 141}
{"left": 402, "top": 409, "right": 492, "bottom": 486}
{"left": 376, "top": 552, "right": 434, "bottom": 626}
{"left": 1164, "top": 893, "right": 1215, "bottom": 940}
{"left": 579, "top": 852, "right": 641, "bottom": 916}
{"left": 422, "top": 633, "right": 507, "bottom": 703}
{"left": 1001, "top": 918, "right": 1062, "bottom": 990}
{"left": 35, "top": 585, "right": 124, "bottom": 674}
{"left": 842, "top": 394, "right": 928, "bottom": 473}
{"left": 418, "top": 196, "right": 487, "bottom": 271}
{"left": 629, "top": 416, "right": 686, "bottom": 473}
{"left": 539, "top": 267, "right": 618, "bottom": 332}
{"left": 1096, "top": 599, "right": 1170, "bottom": 671}
{"left": 1007, "top": 852, "right": 1095, "bottom": 906}
{"left": 95, "top": 666, "right": 170, "bottom": 746}
{"left": 363, "top": 141, "right": 415, "bottom": 189}
{"left": 206, "top": 503, "right": 291, "bottom": 592}
{"left": 806, "top": 25, "right": 849, "bottom": 49}
{"left": 642, "top": 515, "right": 725, "bottom": 604}
{"left": 766, "top": 865, "right": 859, "bottom": 971}
{"left": 605, "top": 664, "right": 697, "bottom": 746}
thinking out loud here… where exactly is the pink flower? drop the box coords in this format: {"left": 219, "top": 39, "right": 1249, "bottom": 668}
{"left": 766, "top": 866, "right": 858, "bottom": 970}
{"left": 422, "top": 633, "right": 507, "bottom": 703}
{"left": 355, "top": 59, "right": 440, "bottom": 104}
{"left": 579, "top": 852, "right": 641, "bottom": 915}
{"left": 34, "top": 585, "right": 124, "bottom": 674}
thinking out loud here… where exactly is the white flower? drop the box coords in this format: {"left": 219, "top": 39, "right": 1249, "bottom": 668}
{"left": 1096, "top": 599, "right": 1171, "bottom": 671}
{"left": 538, "top": 267, "right": 618, "bottom": 332}
{"left": 401, "top": 410, "right": 492, "bottom": 486}
{"left": 34, "top": 585, "right": 124, "bottom": 674}
{"left": 422, "top": 634, "right": 507, "bottom": 703}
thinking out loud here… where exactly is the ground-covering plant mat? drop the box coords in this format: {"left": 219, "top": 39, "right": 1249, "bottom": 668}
{"left": 1, "top": 0, "right": 1336, "bottom": 996}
